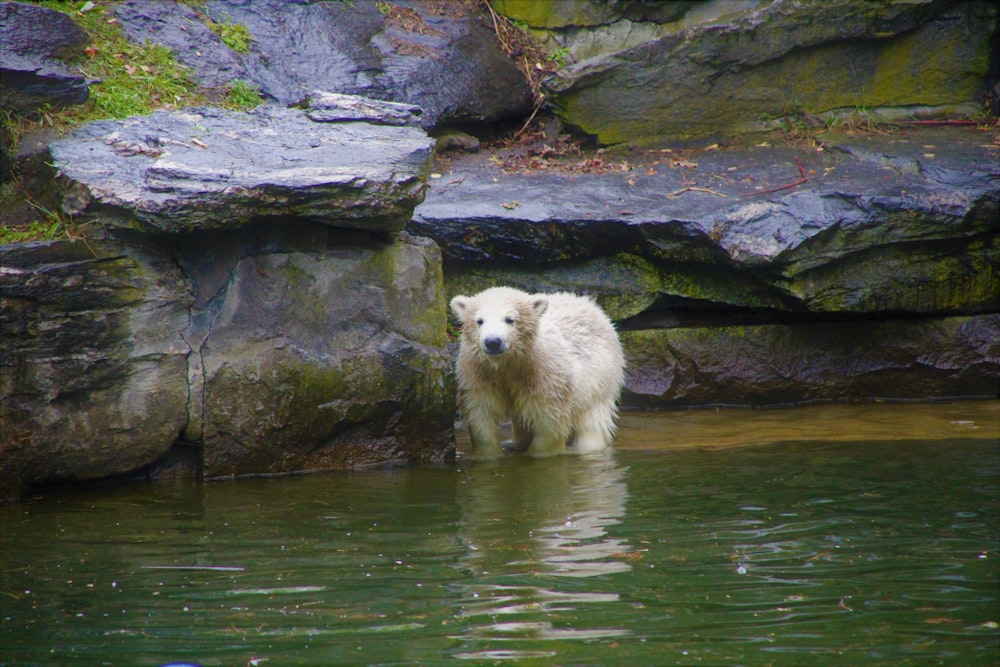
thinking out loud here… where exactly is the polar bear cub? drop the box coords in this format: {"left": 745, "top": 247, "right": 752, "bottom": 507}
{"left": 450, "top": 286, "right": 625, "bottom": 458}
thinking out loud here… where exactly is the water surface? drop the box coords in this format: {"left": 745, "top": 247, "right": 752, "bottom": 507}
{"left": 2, "top": 402, "right": 998, "bottom": 666}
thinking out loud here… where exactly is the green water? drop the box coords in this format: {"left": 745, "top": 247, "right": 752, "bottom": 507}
{"left": 2, "top": 403, "right": 998, "bottom": 666}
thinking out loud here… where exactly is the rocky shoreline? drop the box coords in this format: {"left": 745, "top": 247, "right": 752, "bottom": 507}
{"left": 1, "top": 0, "right": 997, "bottom": 499}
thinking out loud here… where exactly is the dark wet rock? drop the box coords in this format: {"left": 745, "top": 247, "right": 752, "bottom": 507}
{"left": 419, "top": 126, "right": 998, "bottom": 406}
{"left": 114, "top": 0, "right": 533, "bottom": 131}
{"left": 187, "top": 229, "right": 455, "bottom": 478}
{"left": 48, "top": 104, "right": 434, "bottom": 234}
{"left": 623, "top": 315, "right": 1000, "bottom": 408}
{"left": 0, "top": 227, "right": 456, "bottom": 499}
{"left": 0, "top": 1, "right": 90, "bottom": 114}
{"left": 0, "top": 240, "right": 192, "bottom": 500}
{"left": 413, "top": 127, "right": 1000, "bottom": 320}
{"left": 517, "top": 0, "right": 998, "bottom": 144}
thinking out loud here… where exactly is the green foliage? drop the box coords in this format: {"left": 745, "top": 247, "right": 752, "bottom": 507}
{"left": 27, "top": 1, "right": 203, "bottom": 126}
{"left": 0, "top": 194, "right": 85, "bottom": 245}
{"left": 207, "top": 15, "right": 252, "bottom": 53}
{"left": 0, "top": 218, "right": 68, "bottom": 245}
{"left": 223, "top": 80, "right": 261, "bottom": 110}
{"left": 549, "top": 46, "right": 572, "bottom": 68}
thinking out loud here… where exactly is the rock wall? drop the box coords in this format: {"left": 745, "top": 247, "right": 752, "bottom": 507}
{"left": 1, "top": 240, "right": 192, "bottom": 495}
{"left": 1, "top": 100, "right": 456, "bottom": 500}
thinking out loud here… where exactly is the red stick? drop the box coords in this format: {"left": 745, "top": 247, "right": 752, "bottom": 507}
{"left": 743, "top": 157, "right": 809, "bottom": 197}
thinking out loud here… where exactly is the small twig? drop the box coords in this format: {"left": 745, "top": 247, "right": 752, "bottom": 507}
{"left": 514, "top": 95, "right": 546, "bottom": 139}
{"left": 890, "top": 119, "right": 980, "bottom": 126}
{"left": 742, "top": 157, "right": 809, "bottom": 197}
{"left": 665, "top": 186, "right": 728, "bottom": 199}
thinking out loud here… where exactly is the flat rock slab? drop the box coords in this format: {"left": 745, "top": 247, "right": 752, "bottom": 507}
{"left": 412, "top": 126, "right": 999, "bottom": 317}
{"left": 49, "top": 104, "right": 434, "bottom": 234}
{"left": 414, "top": 126, "right": 997, "bottom": 264}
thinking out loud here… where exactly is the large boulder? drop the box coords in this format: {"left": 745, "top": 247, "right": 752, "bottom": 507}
{"left": 113, "top": 0, "right": 534, "bottom": 131}
{"left": 178, "top": 226, "right": 454, "bottom": 478}
{"left": 0, "top": 1, "right": 90, "bottom": 114}
{"left": 500, "top": 0, "right": 999, "bottom": 144}
{"left": 0, "top": 240, "right": 192, "bottom": 499}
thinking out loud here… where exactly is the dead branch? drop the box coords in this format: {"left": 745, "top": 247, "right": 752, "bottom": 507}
{"left": 743, "top": 157, "right": 809, "bottom": 197}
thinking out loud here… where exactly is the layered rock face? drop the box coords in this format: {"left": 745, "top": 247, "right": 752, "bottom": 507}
{"left": 1, "top": 102, "right": 455, "bottom": 499}
{"left": 411, "top": 126, "right": 999, "bottom": 406}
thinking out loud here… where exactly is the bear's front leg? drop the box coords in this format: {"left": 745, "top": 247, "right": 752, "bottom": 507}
{"left": 511, "top": 418, "right": 533, "bottom": 451}
{"left": 464, "top": 407, "right": 504, "bottom": 459}
{"left": 526, "top": 425, "right": 568, "bottom": 457}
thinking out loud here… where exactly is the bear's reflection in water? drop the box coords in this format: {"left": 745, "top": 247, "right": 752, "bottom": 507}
{"left": 453, "top": 453, "right": 633, "bottom": 649}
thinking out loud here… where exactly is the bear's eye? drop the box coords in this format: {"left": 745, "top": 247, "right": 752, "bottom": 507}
{"left": 504, "top": 316, "right": 515, "bottom": 325}
{"left": 475, "top": 318, "right": 484, "bottom": 326}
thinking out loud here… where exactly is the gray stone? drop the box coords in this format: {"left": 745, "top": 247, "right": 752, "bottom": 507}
{"left": 114, "top": 0, "right": 534, "bottom": 131}
{"left": 192, "top": 231, "right": 455, "bottom": 478}
{"left": 302, "top": 91, "right": 423, "bottom": 126}
{"left": 48, "top": 105, "right": 435, "bottom": 234}
{"left": 0, "top": 1, "right": 90, "bottom": 113}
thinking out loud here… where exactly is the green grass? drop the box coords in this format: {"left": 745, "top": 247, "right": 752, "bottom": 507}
{"left": 0, "top": 189, "right": 85, "bottom": 245}
{"left": 207, "top": 15, "right": 252, "bottom": 53}
{"left": 0, "top": 218, "right": 69, "bottom": 245}
{"left": 222, "top": 80, "right": 261, "bottom": 110}
{"left": 28, "top": 1, "right": 204, "bottom": 125}
{"left": 2, "top": 1, "right": 207, "bottom": 244}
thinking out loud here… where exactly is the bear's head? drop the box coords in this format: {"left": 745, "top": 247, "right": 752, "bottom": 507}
{"left": 450, "top": 287, "right": 548, "bottom": 359}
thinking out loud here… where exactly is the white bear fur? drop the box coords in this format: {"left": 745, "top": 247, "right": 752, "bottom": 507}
{"left": 450, "top": 287, "right": 625, "bottom": 458}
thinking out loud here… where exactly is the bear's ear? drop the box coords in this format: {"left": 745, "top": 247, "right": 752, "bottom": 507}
{"left": 450, "top": 296, "right": 472, "bottom": 318}
{"left": 531, "top": 296, "right": 549, "bottom": 316}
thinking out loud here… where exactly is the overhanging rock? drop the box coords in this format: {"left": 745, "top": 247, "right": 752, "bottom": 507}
{"left": 49, "top": 102, "right": 434, "bottom": 234}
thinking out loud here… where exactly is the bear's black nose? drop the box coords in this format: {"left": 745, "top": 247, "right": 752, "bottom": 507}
{"left": 483, "top": 336, "right": 505, "bottom": 355}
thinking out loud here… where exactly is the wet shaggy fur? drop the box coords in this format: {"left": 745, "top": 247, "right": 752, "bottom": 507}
{"left": 450, "top": 287, "right": 625, "bottom": 458}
